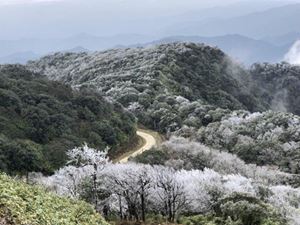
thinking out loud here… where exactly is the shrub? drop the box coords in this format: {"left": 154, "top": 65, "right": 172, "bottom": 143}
{"left": 0, "top": 174, "right": 109, "bottom": 225}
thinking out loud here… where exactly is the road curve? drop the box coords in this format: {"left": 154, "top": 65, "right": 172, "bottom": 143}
{"left": 118, "top": 130, "right": 157, "bottom": 163}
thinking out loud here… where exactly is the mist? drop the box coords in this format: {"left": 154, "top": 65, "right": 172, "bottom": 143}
{"left": 284, "top": 40, "right": 300, "bottom": 65}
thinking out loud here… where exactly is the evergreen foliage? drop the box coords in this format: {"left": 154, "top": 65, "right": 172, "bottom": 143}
{"left": 0, "top": 65, "right": 136, "bottom": 174}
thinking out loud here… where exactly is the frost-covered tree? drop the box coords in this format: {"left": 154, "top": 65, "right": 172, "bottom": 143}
{"left": 104, "top": 163, "right": 154, "bottom": 221}
{"left": 38, "top": 144, "right": 110, "bottom": 211}
{"left": 197, "top": 110, "right": 300, "bottom": 173}
{"left": 38, "top": 165, "right": 93, "bottom": 197}
{"left": 152, "top": 166, "right": 189, "bottom": 222}
{"left": 136, "top": 136, "right": 294, "bottom": 186}
{"left": 67, "top": 144, "right": 109, "bottom": 209}
{"left": 269, "top": 185, "right": 300, "bottom": 225}
{"left": 37, "top": 156, "right": 300, "bottom": 224}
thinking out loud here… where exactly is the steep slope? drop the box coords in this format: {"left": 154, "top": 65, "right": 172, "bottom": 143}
{"left": 28, "top": 43, "right": 266, "bottom": 132}
{"left": 0, "top": 174, "right": 108, "bottom": 225}
{"left": 165, "top": 4, "right": 300, "bottom": 39}
{"left": 0, "top": 65, "right": 136, "bottom": 175}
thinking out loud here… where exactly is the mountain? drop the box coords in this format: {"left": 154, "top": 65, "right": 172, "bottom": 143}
{"left": 0, "top": 65, "right": 136, "bottom": 175}
{"left": 27, "top": 42, "right": 300, "bottom": 126}
{"left": 134, "top": 34, "right": 289, "bottom": 65}
{"left": 0, "top": 46, "right": 89, "bottom": 65}
{"left": 165, "top": 4, "right": 300, "bottom": 39}
{"left": 27, "top": 43, "right": 300, "bottom": 174}
{"left": 22, "top": 43, "right": 300, "bottom": 223}
{"left": 2, "top": 34, "right": 290, "bottom": 65}
{"left": 262, "top": 31, "right": 300, "bottom": 47}
{"left": 64, "top": 46, "right": 90, "bottom": 53}
{"left": 27, "top": 43, "right": 267, "bottom": 132}
{"left": 0, "top": 0, "right": 292, "bottom": 41}
{"left": 173, "top": 0, "right": 293, "bottom": 24}
{"left": 0, "top": 51, "right": 40, "bottom": 64}
{"left": 0, "top": 34, "right": 155, "bottom": 58}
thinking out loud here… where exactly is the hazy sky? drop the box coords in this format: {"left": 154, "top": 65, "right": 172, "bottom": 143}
{"left": 0, "top": 0, "right": 299, "bottom": 39}
{"left": 1, "top": 0, "right": 299, "bottom": 6}
{"left": 0, "top": 0, "right": 242, "bottom": 6}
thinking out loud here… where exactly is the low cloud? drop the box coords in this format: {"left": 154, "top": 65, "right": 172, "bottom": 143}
{"left": 284, "top": 40, "right": 300, "bottom": 65}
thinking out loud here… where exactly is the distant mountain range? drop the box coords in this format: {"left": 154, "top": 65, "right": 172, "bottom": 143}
{"left": 1, "top": 2, "right": 300, "bottom": 65}
{"left": 0, "top": 51, "right": 40, "bottom": 64}
{"left": 0, "top": 34, "right": 154, "bottom": 64}
{"left": 164, "top": 4, "right": 300, "bottom": 39}
{"left": 0, "top": 33, "right": 296, "bottom": 65}
{"left": 263, "top": 32, "right": 300, "bottom": 47}
{"left": 0, "top": 45, "right": 90, "bottom": 64}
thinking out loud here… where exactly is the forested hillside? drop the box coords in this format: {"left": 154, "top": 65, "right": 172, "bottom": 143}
{"left": 28, "top": 43, "right": 300, "bottom": 131}
{"left": 27, "top": 43, "right": 267, "bottom": 132}
{"left": 0, "top": 65, "right": 136, "bottom": 175}
{"left": 3, "top": 0, "right": 300, "bottom": 223}
{"left": 26, "top": 43, "right": 300, "bottom": 173}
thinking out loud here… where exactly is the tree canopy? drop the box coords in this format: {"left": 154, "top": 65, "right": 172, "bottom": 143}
{"left": 0, "top": 65, "right": 136, "bottom": 175}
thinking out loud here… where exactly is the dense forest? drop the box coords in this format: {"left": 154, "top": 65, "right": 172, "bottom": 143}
{"left": 0, "top": 43, "right": 299, "bottom": 225}
{"left": 0, "top": 65, "right": 136, "bottom": 175}
{"left": 28, "top": 43, "right": 300, "bottom": 134}
{"left": 27, "top": 43, "right": 266, "bottom": 132}
{"left": 27, "top": 43, "right": 300, "bottom": 173}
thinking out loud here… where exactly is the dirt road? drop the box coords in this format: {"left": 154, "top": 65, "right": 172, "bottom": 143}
{"left": 117, "top": 129, "right": 160, "bottom": 163}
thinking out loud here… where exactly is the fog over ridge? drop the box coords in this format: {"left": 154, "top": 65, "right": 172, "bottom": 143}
{"left": 284, "top": 40, "right": 300, "bottom": 65}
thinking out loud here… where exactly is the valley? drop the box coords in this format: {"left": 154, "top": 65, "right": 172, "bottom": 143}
{"left": 2, "top": 1, "right": 300, "bottom": 224}
{"left": 1, "top": 43, "right": 300, "bottom": 225}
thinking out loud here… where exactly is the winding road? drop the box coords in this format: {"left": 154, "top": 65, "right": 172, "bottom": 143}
{"left": 118, "top": 129, "right": 159, "bottom": 163}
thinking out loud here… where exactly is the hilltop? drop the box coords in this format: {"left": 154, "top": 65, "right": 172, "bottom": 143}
{"left": 28, "top": 43, "right": 266, "bottom": 131}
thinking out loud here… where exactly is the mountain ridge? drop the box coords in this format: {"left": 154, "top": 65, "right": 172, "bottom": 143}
{"left": 27, "top": 42, "right": 300, "bottom": 131}
{"left": 28, "top": 42, "right": 263, "bottom": 110}
{"left": 165, "top": 4, "right": 300, "bottom": 39}
{"left": 128, "top": 34, "right": 289, "bottom": 64}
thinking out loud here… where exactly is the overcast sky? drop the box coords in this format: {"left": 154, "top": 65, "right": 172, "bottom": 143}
{"left": 1, "top": 0, "right": 299, "bottom": 6}
{"left": 0, "top": 0, "right": 299, "bottom": 39}
{"left": 0, "top": 0, "right": 244, "bottom": 6}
